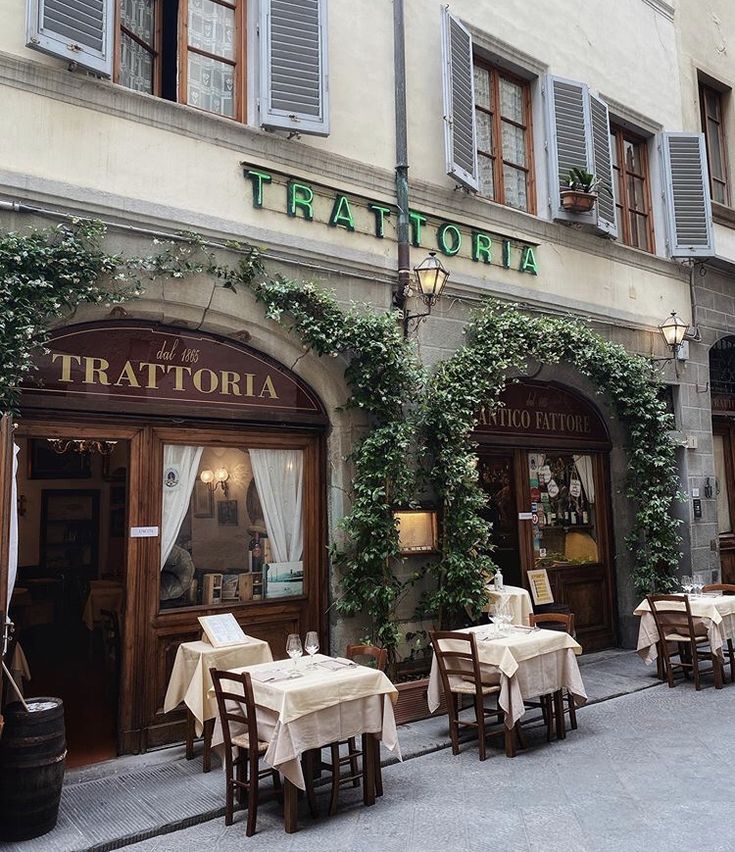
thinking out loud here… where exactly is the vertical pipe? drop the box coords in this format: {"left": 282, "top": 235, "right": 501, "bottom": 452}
{"left": 393, "top": 0, "right": 411, "bottom": 324}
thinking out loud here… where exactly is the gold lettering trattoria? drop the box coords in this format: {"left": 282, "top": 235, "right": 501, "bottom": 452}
{"left": 50, "top": 354, "right": 280, "bottom": 399}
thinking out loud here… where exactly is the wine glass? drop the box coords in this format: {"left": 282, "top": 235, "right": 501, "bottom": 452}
{"left": 304, "top": 631, "right": 319, "bottom": 668}
{"left": 681, "top": 575, "right": 693, "bottom": 596}
{"left": 286, "top": 634, "right": 303, "bottom": 671}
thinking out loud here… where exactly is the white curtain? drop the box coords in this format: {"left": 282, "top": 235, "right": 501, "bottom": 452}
{"left": 160, "top": 445, "right": 203, "bottom": 569}
{"left": 573, "top": 454, "right": 596, "bottom": 504}
{"left": 6, "top": 444, "right": 19, "bottom": 612}
{"left": 249, "top": 449, "right": 303, "bottom": 564}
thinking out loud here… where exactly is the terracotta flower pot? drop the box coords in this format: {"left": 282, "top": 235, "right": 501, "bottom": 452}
{"left": 560, "top": 190, "right": 597, "bottom": 213}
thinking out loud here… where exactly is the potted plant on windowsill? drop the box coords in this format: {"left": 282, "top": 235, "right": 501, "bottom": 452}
{"left": 560, "top": 168, "right": 601, "bottom": 213}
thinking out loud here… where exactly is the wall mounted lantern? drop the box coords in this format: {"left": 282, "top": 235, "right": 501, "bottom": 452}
{"left": 658, "top": 311, "right": 689, "bottom": 356}
{"left": 402, "top": 252, "right": 450, "bottom": 336}
{"left": 200, "top": 467, "right": 229, "bottom": 496}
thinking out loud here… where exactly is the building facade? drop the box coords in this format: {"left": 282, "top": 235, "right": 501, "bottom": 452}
{"left": 1, "top": 0, "right": 732, "bottom": 759}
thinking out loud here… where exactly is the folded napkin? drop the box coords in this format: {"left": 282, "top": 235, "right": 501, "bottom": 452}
{"left": 250, "top": 668, "right": 303, "bottom": 683}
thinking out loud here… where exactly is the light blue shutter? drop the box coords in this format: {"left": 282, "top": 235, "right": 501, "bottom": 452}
{"left": 660, "top": 132, "right": 714, "bottom": 258}
{"left": 259, "top": 0, "right": 330, "bottom": 136}
{"left": 589, "top": 93, "right": 618, "bottom": 238}
{"left": 440, "top": 7, "right": 478, "bottom": 191}
{"left": 26, "top": 0, "right": 114, "bottom": 76}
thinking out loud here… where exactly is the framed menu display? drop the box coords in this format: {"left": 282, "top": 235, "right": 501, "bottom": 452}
{"left": 527, "top": 569, "right": 554, "bottom": 606}
{"left": 197, "top": 613, "right": 248, "bottom": 647}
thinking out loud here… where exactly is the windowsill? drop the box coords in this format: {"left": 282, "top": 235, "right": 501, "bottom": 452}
{"left": 712, "top": 201, "right": 735, "bottom": 230}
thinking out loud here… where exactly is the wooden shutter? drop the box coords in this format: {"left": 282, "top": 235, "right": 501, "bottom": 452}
{"left": 589, "top": 93, "right": 618, "bottom": 238}
{"left": 259, "top": 0, "right": 330, "bottom": 137}
{"left": 660, "top": 132, "right": 714, "bottom": 258}
{"left": 26, "top": 0, "right": 114, "bottom": 76}
{"left": 440, "top": 7, "right": 478, "bottom": 191}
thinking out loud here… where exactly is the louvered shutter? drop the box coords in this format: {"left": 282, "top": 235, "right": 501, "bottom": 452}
{"left": 660, "top": 132, "right": 714, "bottom": 258}
{"left": 440, "top": 7, "right": 478, "bottom": 191}
{"left": 26, "top": 0, "right": 114, "bottom": 76}
{"left": 588, "top": 93, "right": 618, "bottom": 238}
{"left": 259, "top": 0, "right": 330, "bottom": 137}
{"left": 544, "top": 75, "right": 594, "bottom": 222}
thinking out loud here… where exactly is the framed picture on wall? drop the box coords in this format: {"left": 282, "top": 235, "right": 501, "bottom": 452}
{"left": 217, "top": 499, "right": 238, "bottom": 526}
{"left": 193, "top": 481, "right": 214, "bottom": 518}
{"left": 29, "top": 439, "right": 92, "bottom": 479}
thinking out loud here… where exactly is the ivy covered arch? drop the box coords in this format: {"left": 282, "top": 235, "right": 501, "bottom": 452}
{"left": 422, "top": 299, "right": 683, "bottom": 626}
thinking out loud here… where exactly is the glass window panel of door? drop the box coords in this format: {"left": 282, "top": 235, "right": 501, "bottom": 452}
{"left": 501, "top": 121, "right": 527, "bottom": 167}
{"left": 478, "top": 154, "right": 495, "bottom": 198}
{"left": 188, "top": 0, "right": 235, "bottom": 59}
{"left": 528, "top": 452, "right": 599, "bottom": 567}
{"left": 476, "top": 109, "right": 493, "bottom": 153}
{"left": 714, "top": 434, "right": 732, "bottom": 534}
{"left": 120, "top": 0, "right": 156, "bottom": 93}
{"left": 186, "top": 0, "right": 237, "bottom": 117}
{"left": 473, "top": 64, "right": 491, "bottom": 110}
{"left": 499, "top": 77, "right": 524, "bottom": 123}
{"left": 159, "top": 445, "right": 304, "bottom": 610}
{"left": 502, "top": 164, "right": 528, "bottom": 210}
{"left": 187, "top": 53, "right": 235, "bottom": 117}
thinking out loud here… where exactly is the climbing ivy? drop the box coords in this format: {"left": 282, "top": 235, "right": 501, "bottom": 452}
{"left": 423, "top": 299, "right": 683, "bottom": 625}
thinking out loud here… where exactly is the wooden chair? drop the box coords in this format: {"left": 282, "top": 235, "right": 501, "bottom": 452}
{"left": 702, "top": 583, "right": 735, "bottom": 683}
{"left": 210, "top": 668, "right": 280, "bottom": 836}
{"left": 322, "top": 644, "right": 388, "bottom": 816}
{"left": 528, "top": 612, "right": 577, "bottom": 735}
{"left": 646, "top": 595, "right": 724, "bottom": 691}
{"left": 430, "top": 631, "right": 516, "bottom": 760}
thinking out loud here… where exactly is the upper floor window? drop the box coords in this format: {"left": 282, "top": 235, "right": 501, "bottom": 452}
{"left": 699, "top": 82, "right": 729, "bottom": 206}
{"left": 473, "top": 60, "right": 535, "bottom": 213}
{"left": 609, "top": 125, "right": 655, "bottom": 253}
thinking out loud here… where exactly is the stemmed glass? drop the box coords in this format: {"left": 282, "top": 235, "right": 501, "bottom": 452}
{"left": 286, "top": 634, "right": 303, "bottom": 673}
{"left": 681, "top": 575, "right": 693, "bottom": 596}
{"left": 304, "top": 631, "right": 319, "bottom": 668}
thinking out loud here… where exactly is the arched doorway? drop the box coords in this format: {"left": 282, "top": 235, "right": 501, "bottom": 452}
{"left": 710, "top": 336, "right": 735, "bottom": 583}
{"left": 9, "top": 321, "right": 328, "bottom": 762}
{"left": 474, "top": 380, "right": 616, "bottom": 651}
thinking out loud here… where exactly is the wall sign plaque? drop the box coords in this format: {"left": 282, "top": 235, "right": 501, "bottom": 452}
{"left": 21, "top": 322, "right": 326, "bottom": 424}
{"left": 474, "top": 381, "right": 609, "bottom": 448}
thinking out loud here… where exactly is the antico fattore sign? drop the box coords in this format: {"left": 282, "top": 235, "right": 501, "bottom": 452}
{"left": 243, "top": 166, "right": 540, "bottom": 276}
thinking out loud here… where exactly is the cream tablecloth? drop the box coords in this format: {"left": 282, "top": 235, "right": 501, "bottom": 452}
{"left": 428, "top": 625, "right": 586, "bottom": 728}
{"left": 634, "top": 594, "right": 735, "bottom": 663}
{"left": 82, "top": 580, "right": 124, "bottom": 631}
{"left": 163, "top": 637, "right": 272, "bottom": 735}
{"left": 483, "top": 584, "right": 533, "bottom": 625}
{"left": 211, "top": 654, "right": 400, "bottom": 789}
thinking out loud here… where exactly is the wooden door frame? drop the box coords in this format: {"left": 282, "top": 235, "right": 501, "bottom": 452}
{"left": 713, "top": 419, "right": 735, "bottom": 566}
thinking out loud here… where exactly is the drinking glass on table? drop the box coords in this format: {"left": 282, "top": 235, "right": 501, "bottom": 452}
{"left": 286, "top": 634, "right": 303, "bottom": 670}
{"left": 304, "top": 631, "right": 319, "bottom": 668}
{"left": 681, "top": 575, "right": 693, "bottom": 595}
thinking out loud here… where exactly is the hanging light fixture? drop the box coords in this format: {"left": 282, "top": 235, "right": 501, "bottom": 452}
{"left": 47, "top": 438, "right": 118, "bottom": 455}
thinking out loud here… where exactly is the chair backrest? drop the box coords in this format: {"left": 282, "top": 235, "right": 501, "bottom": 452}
{"left": 646, "top": 594, "right": 697, "bottom": 640}
{"left": 430, "top": 630, "right": 484, "bottom": 698}
{"left": 345, "top": 644, "right": 388, "bottom": 672}
{"left": 210, "top": 668, "right": 259, "bottom": 754}
{"left": 702, "top": 583, "right": 735, "bottom": 595}
{"left": 529, "top": 612, "right": 575, "bottom": 635}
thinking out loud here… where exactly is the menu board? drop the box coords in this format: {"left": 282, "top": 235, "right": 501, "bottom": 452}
{"left": 527, "top": 569, "right": 554, "bottom": 606}
{"left": 197, "top": 613, "right": 248, "bottom": 648}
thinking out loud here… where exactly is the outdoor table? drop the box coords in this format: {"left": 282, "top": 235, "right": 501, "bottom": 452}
{"left": 427, "top": 625, "right": 587, "bottom": 734}
{"left": 483, "top": 584, "right": 533, "bottom": 625}
{"left": 210, "top": 653, "right": 400, "bottom": 833}
{"left": 634, "top": 593, "right": 735, "bottom": 665}
{"left": 163, "top": 636, "right": 272, "bottom": 771}
{"left": 82, "top": 580, "right": 124, "bottom": 631}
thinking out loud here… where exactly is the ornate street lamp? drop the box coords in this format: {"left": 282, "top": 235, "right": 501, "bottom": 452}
{"left": 658, "top": 311, "right": 689, "bottom": 355}
{"left": 413, "top": 251, "right": 450, "bottom": 307}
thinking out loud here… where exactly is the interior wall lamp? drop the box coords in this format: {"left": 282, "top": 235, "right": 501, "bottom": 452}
{"left": 200, "top": 467, "right": 229, "bottom": 496}
{"left": 401, "top": 252, "right": 450, "bottom": 337}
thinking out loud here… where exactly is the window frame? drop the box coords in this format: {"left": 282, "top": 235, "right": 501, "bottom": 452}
{"left": 114, "top": 0, "right": 247, "bottom": 123}
{"left": 609, "top": 124, "right": 655, "bottom": 253}
{"left": 473, "top": 58, "right": 536, "bottom": 214}
{"left": 699, "top": 82, "right": 730, "bottom": 207}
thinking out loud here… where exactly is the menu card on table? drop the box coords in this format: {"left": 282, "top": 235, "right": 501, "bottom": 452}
{"left": 197, "top": 613, "right": 249, "bottom": 648}
{"left": 527, "top": 569, "right": 554, "bottom": 606}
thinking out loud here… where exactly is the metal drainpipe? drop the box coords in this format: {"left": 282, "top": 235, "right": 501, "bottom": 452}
{"left": 393, "top": 0, "right": 411, "bottom": 331}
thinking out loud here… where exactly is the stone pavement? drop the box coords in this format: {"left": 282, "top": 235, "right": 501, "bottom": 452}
{"left": 1, "top": 649, "right": 674, "bottom": 852}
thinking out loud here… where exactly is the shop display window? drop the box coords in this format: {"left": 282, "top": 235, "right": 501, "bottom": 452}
{"left": 528, "top": 452, "right": 599, "bottom": 567}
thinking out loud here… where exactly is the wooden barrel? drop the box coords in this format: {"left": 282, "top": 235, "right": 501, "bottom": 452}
{"left": 0, "top": 697, "right": 66, "bottom": 841}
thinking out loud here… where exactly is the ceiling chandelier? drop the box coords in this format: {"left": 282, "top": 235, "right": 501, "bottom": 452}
{"left": 47, "top": 438, "right": 118, "bottom": 456}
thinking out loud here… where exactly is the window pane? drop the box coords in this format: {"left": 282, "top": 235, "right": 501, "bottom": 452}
{"left": 474, "top": 65, "right": 491, "bottom": 110}
{"left": 623, "top": 139, "right": 642, "bottom": 175}
{"left": 188, "top": 0, "right": 235, "bottom": 60}
{"left": 160, "top": 445, "right": 304, "bottom": 609}
{"left": 499, "top": 77, "right": 524, "bottom": 124}
{"left": 705, "top": 89, "right": 721, "bottom": 120}
{"left": 632, "top": 213, "right": 650, "bottom": 251}
{"left": 610, "top": 132, "right": 619, "bottom": 167}
{"left": 476, "top": 109, "right": 493, "bottom": 153}
{"left": 478, "top": 153, "right": 494, "bottom": 198}
{"left": 188, "top": 54, "right": 235, "bottom": 117}
{"left": 121, "top": 0, "right": 155, "bottom": 44}
{"left": 120, "top": 32, "right": 154, "bottom": 93}
{"left": 714, "top": 434, "right": 732, "bottom": 534}
{"left": 501, "top": 121, "right": 526, "bottom": 167}
{"left": 713, "top": 179, "right": 727, "bottom": 205}
{"left": 529, "top": 452, "right": 599, "bottom": 568}
{"left": 627, "top": 175, "right": 647, "bottom": 212}
{"left": 708, "top": 118, "right": 725, "bottom": 180}
{"left": 503, "top": 164, "right": 528, "bottom": 210}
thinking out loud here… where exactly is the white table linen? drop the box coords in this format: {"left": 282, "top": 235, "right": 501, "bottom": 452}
{"left": 483, "top": 584, "right": 534, "bottom": 626}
